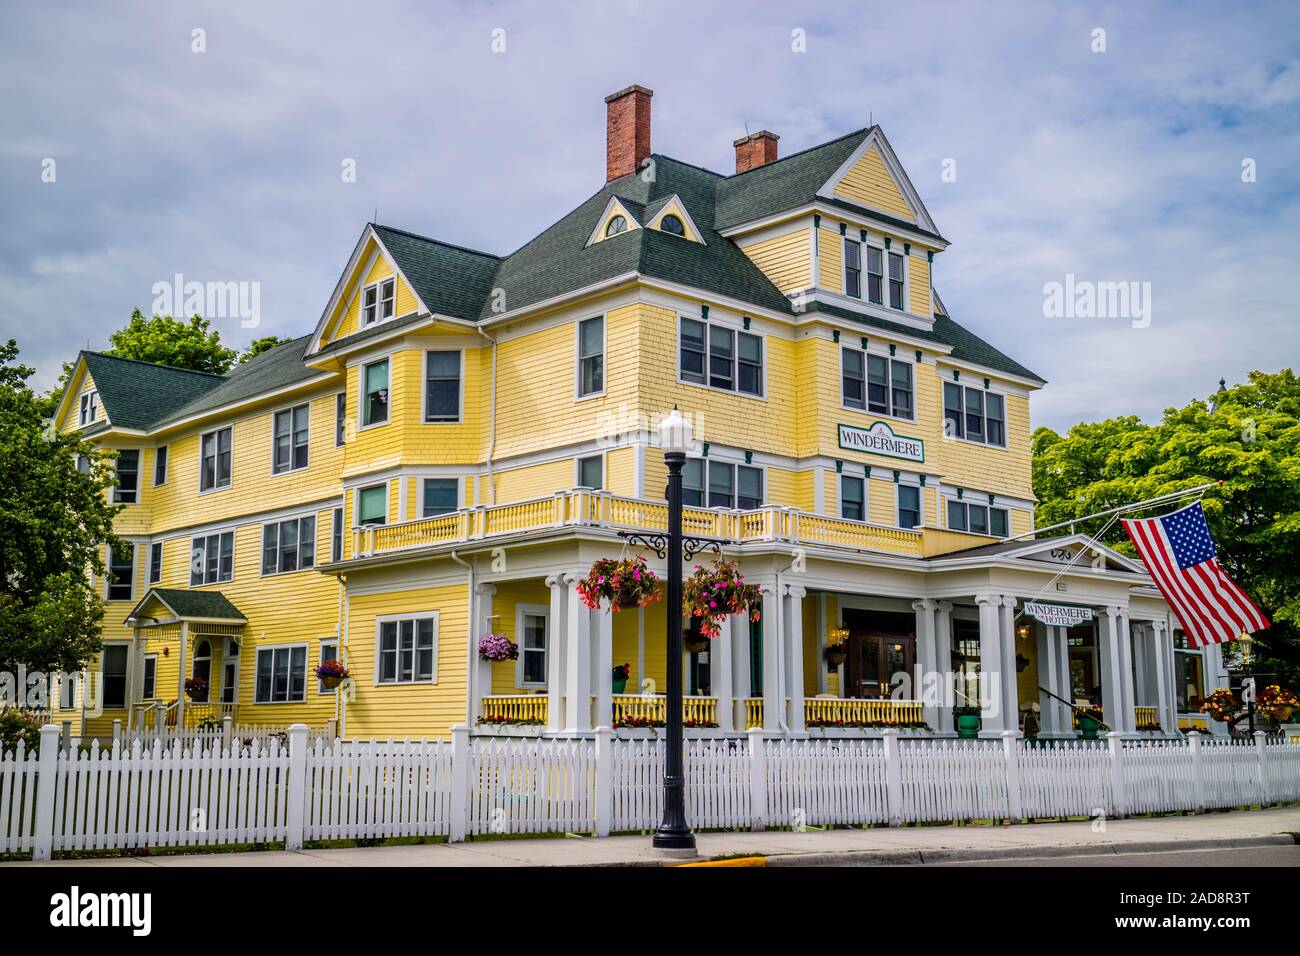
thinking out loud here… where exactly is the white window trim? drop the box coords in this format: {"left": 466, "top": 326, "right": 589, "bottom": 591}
{"left": 840, "top": 345, "right": 916, "bottom": 423}
{"left": 373, "top": 611, "right": 440, "bottom": 686}
{"left": 141, "top": 653, "right": 158, "bottom": 701}
{"left": 574, "top": 315, "right": 607, "bottom": 401}
{"left": 422, "top": 348, "right": 465, "bottom": 423}
{"left": 79, "top": 390, "right": 99, "bottom": 427}
{"left": 684, "top": 457, "right": 766, "bottom": 511}
{"left": 99, "top": 641, "right": 132, "bottom": 711}
{"left": 105, "top": 543, "right": 135, "bottom": 602}
{"left": 112, "top": 448, "right": 141, "bottom": 504}
{"left": 188, "top": 530, "right": 235, "bottom": 587}
{"left": 334, "top": 391, "right": 348, "bottom": 447}
{"left": 331, "top": 506, "right": 345, "bottom": 561}
{"left": 219, "top": 638, "right": 239, "bottom": 705}
{"left": 253, "top": 642, "right": 310, "bottom": 704}
{"left": 943, "top": 381, "right": 1009, "bottom": 450}
{"left": 318, "top": 638, "right": 340, "bottom": 695}
{"left": 270, "top": 401, "right": 311, "bottom": 476}
{"left": 887, "top": 245, "right": 908, "bottom": 313}
{"left": 943, "top": 496, "right": 1009, "bottom": 537}
{"left": 153, "top": 444, "right": 168, "bottom": 487}
{"left": 359, "top": 356, "right": 393, "bottom": 431}
{"left": 514, "top": 604, "right": 549, "bottom": 689}
{"left": 198, "top": 426, "right": 233, "bottom": 495}
{"left": 675, "top": 314, "right": 768, "bottom": 400}
{"left": 148, "top": 540, "right": 163, "bottom": 585}
{"left": 361, "top": 276, "right": 397, "bottom": 328}
{"left": 355, "top": 480, "right": 390, "bottom": 527}
{"left": 839, "top": 473, "right": 867, "bottom": 521}
{"left": 894, "top": 480, "right": 923, "bottom": 531}
{"left": 843, "top": 235, "right": 862, "bottom": 300}
{"left": 420, "top": 476, "right": 461, "bottom": 518}
{"left": 259, "top": 513, "right": 318, "bottom": 577}
{"left": 575, "top": 452, "right": 605, "bottom": 490}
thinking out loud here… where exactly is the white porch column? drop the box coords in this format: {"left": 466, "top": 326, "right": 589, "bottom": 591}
{"left": 933, "top": 601, "right": 954, "bottom": 733}
{"left": 545, "top": 574, "right": 568, "bottom": 733}
{"left": 1035, "top": 623, "right": 1058, "bottom": 735}
{"left": 761, "top": 586, "right": 781, "bottom": 733}
{"left": 975, "top": 593, "right": 1006, "bottom": 735}
{"left": 999, "top": 596, "right": 1020, "bottom": 735}
{"left": 731, "top": 604, "right": 751, "bottom": 730}
{"left": 177, "top": 621, "right": 189, "bottom": 730}
{"left": 912, "top": 599, "right": 939, "bottom": 729}
{"left": 711, "top": 615, "right": 734, "bottom": 732}
{"left": 472, "top": 583, "right": 496, "bottom": 723}
{"left": 1098, "top": 606, "right": 1124, "bottom": 733}
{"left": 815, "top": 594, "right": 828, "bottom": 695}
{"left": 593, "top": 600, "right": 613, "bottom": 729}
{"left": 1054, "top": 625, "right": 1074, "bottom": 733}
{"left": 1151, "top": 619, "right": 1174, "bottom": 734}
{"left": 564, "top": 579, "right": 593, "bottom": 734}
{"left": 785, "top": 585, "right": 806, "bottom": 732}
{"left": 1118, "top": 608, "right": 1137, "bottom": 733}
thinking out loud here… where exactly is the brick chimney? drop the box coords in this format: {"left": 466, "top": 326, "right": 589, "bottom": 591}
{"left": 734, "top": 130, "right": 779, "bottom": 173}
{"left": 605, "top": 84, "right": 653, "bottom": 182}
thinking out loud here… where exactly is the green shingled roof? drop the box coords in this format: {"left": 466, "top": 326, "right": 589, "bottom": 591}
{"left": 126, "top": 588, "right": 246, "bottom": 623}
{"left": 81, "top": 352, "right": 225, "bottom": 431}
{"left": 371, "top": 224, "right": 500, "bottom": 322}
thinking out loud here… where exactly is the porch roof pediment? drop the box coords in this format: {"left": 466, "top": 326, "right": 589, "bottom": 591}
{"left": 930, "top": 533, "right": 1148, "bottom": 576}
{"left": 125, "top": 588, "right": 247, "bottom": 626}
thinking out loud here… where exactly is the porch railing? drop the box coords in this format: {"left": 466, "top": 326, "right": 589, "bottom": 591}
{"left": 352, "top": 489, "right": 925, "bottom": 560}
{"left": 611, "top": 694, "right": 717, "bottom": 726}
{"left": 805, "top": 697, "right": 925, "bottom": 726}
{"left": 479, "top": 694, "right": 548, "bottom": 725}
{"left": 744, "top": 697, "right": 764, "bottom": 729}
{"left": 1135, "top": 706, "right": 1159, "bottom": 729}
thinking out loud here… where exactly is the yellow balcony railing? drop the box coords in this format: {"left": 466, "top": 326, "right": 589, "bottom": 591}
{"left": 611, "top": 694, "right": 717, "bottom": 726}
{"left": 744, "top": 698, "right": 764, "bottom": 729}
{"left": 479, "top": 694, "right": 548, "bottom": 725}
{"left": 1135, "top": 706, "right": 1159, "bottom": 729}
{"left": 804, "top": 698, "right": 924, "bottom": 726}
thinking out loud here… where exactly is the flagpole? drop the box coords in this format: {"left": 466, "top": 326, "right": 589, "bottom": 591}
{"left": 998, "top": 481, "right": 1219, "bottom": 543}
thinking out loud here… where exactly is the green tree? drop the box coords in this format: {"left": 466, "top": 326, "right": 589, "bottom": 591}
{"left": 239, "top": 336, "right": 293, "bottom": 363}
{"left": 0, "top": 340, "right": 122, "bottom": 685}
{"left": 107, "top": 309, "right": 236, "bottom": 375}
{"left": 1032, "top": 369, "right": 1300, "bottom": 683}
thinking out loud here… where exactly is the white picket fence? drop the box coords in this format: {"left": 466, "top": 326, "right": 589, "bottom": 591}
{"left": 4, "top": 724, "right": 1300, "bottom": 860}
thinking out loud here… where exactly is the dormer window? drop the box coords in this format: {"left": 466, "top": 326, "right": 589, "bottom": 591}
{"left": 362, "top": 277, "right": 396, "bottom": 326}
{"left": 605, "top": 215, "right": 628, "bottom": 237}
{"left": 78, "top": 390, "right": 99, "bottom": 426}
{"left": 659, "top": 214, "right": 685, "bottom": 237}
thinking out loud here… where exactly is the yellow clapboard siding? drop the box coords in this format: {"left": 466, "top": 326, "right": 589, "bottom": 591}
{"left": 741, "top": 228, "right": 810, "bottom": 292}
{"left": 605, "top": 445, "right": 635, "bottom": 497}
{"left": 833, "top": 146, "right": 914, "bottom": 220}
{"left": 908, "top": 255, "right": 931, "bottom": 317}
{"left": 819, "top": 227, "right": 844, "bottom": 294}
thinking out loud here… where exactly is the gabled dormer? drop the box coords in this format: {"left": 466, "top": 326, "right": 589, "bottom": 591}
{"left": 585, "top": 196, "right": 642, "bottom": 247}
{"left": 817, "top": 127, "right": 940, "bottom": 236}
{"left": 643, "top": 194, "right": 704, "bottom": 244}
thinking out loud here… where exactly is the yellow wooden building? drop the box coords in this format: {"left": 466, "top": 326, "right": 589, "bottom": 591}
{"left": 50, "top": 85, "right": 1209, "bottom": 742}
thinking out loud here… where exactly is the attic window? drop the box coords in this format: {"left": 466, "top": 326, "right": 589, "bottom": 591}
{"left": 605, "top": 215, "right": 628, "bottom": 237}
{"left": 659, "top": 214, "right": 685, "bottom": 237}
{"left": 362, "top": 277, "right": 396, "bottom": 326}
{"left": 78, "top": 390, "right": 99, "bottom": 426}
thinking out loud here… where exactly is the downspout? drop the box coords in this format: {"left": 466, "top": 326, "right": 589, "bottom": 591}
{"left": 334, "top": 573, "right": 348, "bottom": 738}
{"left": 476, "top": 327, "right": 498, "bottom": 505}
{"left": 450, "top": 550, "right": 476, "bottom": 727}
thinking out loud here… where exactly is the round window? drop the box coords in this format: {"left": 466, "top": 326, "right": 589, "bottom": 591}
{"left": 659, "top": 214, "right": 685, "bottom": 236}
{"left": 605, "top": 215, "right": 627, "bottom": 237}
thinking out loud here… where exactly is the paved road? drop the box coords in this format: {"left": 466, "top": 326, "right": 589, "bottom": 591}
{"left": 891, "top": 845, "right": 1300, "bottom": 867}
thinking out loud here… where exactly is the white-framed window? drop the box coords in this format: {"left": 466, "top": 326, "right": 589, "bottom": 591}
{"left": 866, "top": 245, "right": 884, "bottom": 304}
{"left": 107, "top": 543, "right": 134, "bottom": 601}
{"left": 113, "top": 449, "right": 140, "bottom": 504}
{"left": 189, "top": 531, "right": 234, "bottom": 586}
{"left": 947, "top": 499, "right": 1009, "bottom": 537}
{"left": 261, "top": 515, "right": 316, "bottom": 575}
{"left": 101, "top": 644, "right": 129, "bottom": 710}
{"left": 683, "top": 459, "right": 763, "bottom": 509}
{"left": 840, "top": 475, "right": 865, "bottom": 521}
{"left": 318, "top": 639, "right": 339, "bottom": 695}
{"left": 335, "top": 392, "right": 347, "bottom": 446}
{"left": 59, "top": 672, "right": 77, "bottom": 710}
{"left": 199, "top": 427, "right": 232, "bottom": 491}
{"left": 153, "top": 445, "right": 168, "bottom": 486}
{"left": 896, "top": 483, "right": 921, "bottom": 530}
{"left": 331, "top": 506, "right": 344, "bottom": 561}
{"left": 577, "top": 454, "right": 603, "bottom": 490}
{"left": 141, "top": 654, "right": 157, "bottom": 700}
{"left": 78, "top": 390, "right": 99, "bottom": 426}
{"left": 424, "top": 350, "right": 462, "bottom": 422}
{"left": 148, "top": 541, "right": 163, "bottom": 584}
{"left": 842, "top": 347, "right": 913, "bottom": 420}
{"left": 220, "top": 638, "right": 239, "bottom": 704}
{"left": 888, "top": 250, "right": 905, "bottom": 310}
{"left": 679, "top": 316, "right": 763, "bottom": 397}
{"left": 357, "top": 483, "right": 387, "bottom": 526}
{"left": 362, "top": 359, "right": 389, "bottom": 427}
{"left": 376, "top": 614, "right": 438, "bottom": 685}
{"left": 844, "top": 238, "right": 862, "bottom": 299}
{"left": 422, "top": 478, "right": 458, "bottom": 517}
{"left": 254, "top": 644, "right": 308, "bottom": 703}
{"left": 516, "top": 606, "right": 548, "bottom": 687}
{"left": 272, "top": 403, "right": 310, "bottom": 474}
{"left": 1173, "top": 629, "right": 1205, "bottom": 714}
{"left": 943, "top": 382, "right": 1006, "bottom": 447}
{"left": 577, "top": 316, "right": 605, "bottom": 397}
{"left": 362, "top": 277, "right": 396, "bottom": 327}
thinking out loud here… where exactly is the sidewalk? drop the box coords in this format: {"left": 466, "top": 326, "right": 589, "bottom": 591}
{"left": 9, "top": 805, "right": 1300, "bottom": 868}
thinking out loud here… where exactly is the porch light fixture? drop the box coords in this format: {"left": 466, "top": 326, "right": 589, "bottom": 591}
{"left": 829, "top": 625, "right": 849, "bottom": 644}
{"left": 1238, "top": 630, "right": 1253, "bottom": 665}
{"left": 1016, "top": 622, "right": 1031, "bottom": 641}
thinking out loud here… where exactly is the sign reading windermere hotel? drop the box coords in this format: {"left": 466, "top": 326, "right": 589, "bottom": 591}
{"left": 838, "top": 422, "right": 925, "bottom": 462}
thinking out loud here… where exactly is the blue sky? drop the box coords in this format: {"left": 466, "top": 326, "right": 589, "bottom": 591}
{"left": 1, "top": 0, "right": 1296, "bottom": 433}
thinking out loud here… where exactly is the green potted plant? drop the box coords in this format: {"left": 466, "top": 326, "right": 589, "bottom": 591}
{"left": 612, "top": 662, "right": 630, "bottom": 694}
{"left": 1076, "top": 704, "right": 1104, "bottom": 739}
{"left": 953, "top": 705, "right": 981, "bottom": 739}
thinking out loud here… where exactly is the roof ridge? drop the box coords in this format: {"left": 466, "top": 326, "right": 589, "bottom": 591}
{"left": 372, "top": 222, "right": 503, "bottom": 261}
{"left": 648, "top": 153, "right": 726, "bottom": 179}
{"left": 83, "top": 350, "right": 229, "bottom": 379}
{"left": 723, "top": 126, "right": 872, "bottom": 180}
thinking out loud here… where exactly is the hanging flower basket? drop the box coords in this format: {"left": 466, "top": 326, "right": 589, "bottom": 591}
{"left": 478, "top": 633, "right": 519, "bottom": 663}
{"left": 577, "top": 556, "right": 662, "bottom": 611}
{"left": 184, "top": 676, "right": 208, "bottom": 700}
{"left": 315, "top": 659, "right": 349, "bottom": 689}
{"left": 823, "top": 640, "right": 848, "bottom": 667}
{"left": 683, "top": 558, "right": 762, "bottom": 638}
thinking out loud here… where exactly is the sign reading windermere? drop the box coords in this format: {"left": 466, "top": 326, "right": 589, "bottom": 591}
{"left": 1023, "top": 602, "right": 1094, "bottom": 627}
{"left": 837, "top": 421, "right": 925, "bottom": 463}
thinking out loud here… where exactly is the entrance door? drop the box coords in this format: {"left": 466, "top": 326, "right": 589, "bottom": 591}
{"left": 842, "top": 609, "right": 916, "bottom": 699}
{"left": 191, "top": 639, "right": 211, "bottom": 702}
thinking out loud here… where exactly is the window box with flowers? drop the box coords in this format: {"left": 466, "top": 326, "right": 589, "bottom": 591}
{"left": 577, "top": 556, "right": 662, "bottom": 612}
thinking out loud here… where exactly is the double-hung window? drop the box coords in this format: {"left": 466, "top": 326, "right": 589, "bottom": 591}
{"left": 107, "top": 544, "right": 134, "bottom": 601}
{"left": 101, "top": 646, "right": 128, "bottom": 710}
{"left": 149, "top": 541, "right": 163, "bottom": 584}
{"left": 362, "top": 277, "right": 395, "bottom": 326}
{"left": 519, "top": 610, "right": 547, "bottom": 686}
{"left": 272, "top": 404, "right": 310, "bottom": 473}
{"left": 888, "top": 251, "right": 905, "bottom": 309}
{"left": 844, "top": 239, "right": 862, "bottom": 298}
{"left": 331, "top": 506, "right": 344, "bottom": 561}
{"left": 866, "top": 246, "right": 884, "bottom": 304}
{"left": 577, "top": 455, "right": 603, "bottom": 490}
{"left": 262, "top": 515, "right": 316, "bottom": 575}
{"left": 577, "top": 317, "right": 604, "bottom": 397}
{"left": 678, "top": 316, "right": 763, "bottom": 396}
{"left": 154, "top": 446, "right": 168, "bottom": 486}
{"left": 377, "top": 616, "right": 437, "bottom": 684}
{"left": 841, "top": 476, "right": 865, "bottom": 521}
{"left": 947, "top": 500, "right": 1008, "bottom": 537}
{"left": 190, "top": 531, "right": 234, "bottom": 585}
{"left": 363, "top": 359, "right": 389, "bottom": 427}
{"left": 78, "top": 391, "right": 99, "bottom": 426}
{"left": 255, "top": 645, "right": 307, "bottom": 703}
{"left": 358, "top": 484, "right": 387, "bottom": 526}
{"left": 683, "top": 459, "right": 763, "bottom": 509}
{"left": 335, "top": 392, "right": 347, "bottom": 446}
{"left": 842, "top": 348, "right": 865, "bottom": 408}
{"left": 425, "top": 351, "right": 461, "bottom": 421}
{"left": 1173, "top": 630, "right": 1204, "bottom": 713}
{"left": 844, "top": 349, "right": 913, "bottom": 419}
{"left": 200, "top": 427, "right": 232, "bottom": 491}
{"left": 141, "top": 655, "right": 157, "bottom": 700}
{"left": 422, "top": 478, "right": 458, "bottom": 517}
{"left": 897, "top": 485, "right": 921, "bottom": 529}
{"left": 113, "top": 449, "right": 140, "bottom": 504}
{"left": 943, "top": 384, "right": 1006, "bottom": 447}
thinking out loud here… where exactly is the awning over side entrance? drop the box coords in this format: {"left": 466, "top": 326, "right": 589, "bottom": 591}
{"left": 124, "top": 588, "right": 247, "bottom": 626}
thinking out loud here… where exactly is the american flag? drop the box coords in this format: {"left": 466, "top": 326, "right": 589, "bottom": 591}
{"left": 1122, "top": 501, "right": 1269, "bottom": 647}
